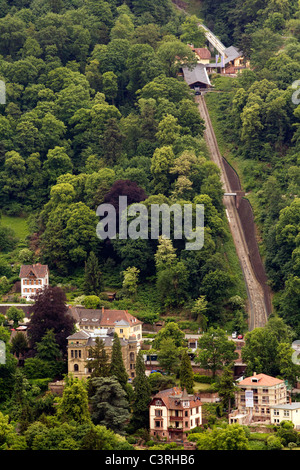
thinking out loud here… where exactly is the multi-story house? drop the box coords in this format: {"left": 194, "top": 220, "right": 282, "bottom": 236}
{"left": 19, "top": 264, "right": 49, "bottom": 301}
{"left": 149, "top": 387, "right": 202, "bottom": 442}
{"left": 67, "top": 327, "right": 138, "bottom": 380}
{"left": 229, "top": 372, "right": 288, "bottom": 424}
{"left": 69, "top": 305, "right": 143, "bottom": 350}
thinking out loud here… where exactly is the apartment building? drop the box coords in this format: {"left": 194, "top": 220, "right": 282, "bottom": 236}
{"left": 230, "top": 372, "right": 288, "bottom": 424}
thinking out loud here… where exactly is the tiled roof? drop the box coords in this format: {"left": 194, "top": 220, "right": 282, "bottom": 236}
{"left": 151, "top": 387, "right": 202, "bottom": 409}
{"left": 69, "top": 306, "right": 142, "bottom": 327}
{"left": 193, "top": 47, "right": 211, "bottom": 59}
{"left": 19, "top": 264, "right": 48, "bottom": 279}
{"left": 238, "top": 373, "right": 284, "bottom": 387}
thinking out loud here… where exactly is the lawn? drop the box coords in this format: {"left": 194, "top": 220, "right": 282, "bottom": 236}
{"left": 1, "top": 215, "right": 29, "bottom": 241}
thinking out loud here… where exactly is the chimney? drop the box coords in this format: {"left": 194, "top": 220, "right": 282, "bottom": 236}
{"left": 102, "top": 306, "right": 104, "bottom": 313}
{"left": 253, "top": 372, "right": 256, "bottom": 376}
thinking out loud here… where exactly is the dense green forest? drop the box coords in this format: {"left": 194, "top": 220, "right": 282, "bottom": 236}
{"left": 200, "top": 0, "right": 300, "bottom": 335}
{"left": 0, "top": 0, "right": 299, "bottom": 453}
{"left": 0, "top": 0, "right": 247, "bottom": 332}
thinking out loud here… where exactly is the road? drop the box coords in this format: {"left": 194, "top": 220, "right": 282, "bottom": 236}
{"left": 196, "top": 95, "right": 268, "bottom": 330}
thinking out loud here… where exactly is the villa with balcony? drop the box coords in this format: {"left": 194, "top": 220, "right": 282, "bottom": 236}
{"left": 149, "top": 387, "right": 202, "bottom": 442}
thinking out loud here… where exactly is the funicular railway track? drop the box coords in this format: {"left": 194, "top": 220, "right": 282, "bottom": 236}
{"left": 196, "top": 95, "right": 268, "bottom": 330}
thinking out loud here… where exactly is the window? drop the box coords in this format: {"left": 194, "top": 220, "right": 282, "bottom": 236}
{"left": 74, "top": 364, "right": 79, "bottom": 372}
{"left": 274, "top": 410, "right": 279, "bottom": 416}
{"left": 120, "top": 329, "right": 123, "bottom": 333}
{"left": 155, "top": 421, "right": 161, "bottom": 428}
{"left": 284, "top": 410, "right": 290, "bottom": 417}
{"left": 155, "top": 409, "right": 162, "bottom": 417}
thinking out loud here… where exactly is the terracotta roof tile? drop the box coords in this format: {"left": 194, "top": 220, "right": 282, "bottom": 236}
{"left": 238, "top": 373, "right": 284, "bottom": 387}
{"left": 193, "top": 47, "right": 211, "bottom": 59}
{"left": 151, "top": 387, "right": 202, "bottom": 409}
{"left": 69, "top": 306, "right": 142, "bottom": 328}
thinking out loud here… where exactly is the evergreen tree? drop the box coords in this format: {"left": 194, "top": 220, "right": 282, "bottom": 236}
{"left": 131, "top": 350, "right": 151, "bottom": 431}
{"left": 179, "top": 350, "right": 194, "bottom": 394}
{"left": 217, "top": 366, "right": 237, "bottom": 414}
{"left": 110, "top": 332, "right": 128, "bottom": 389}
{"left": 83, "top": 251, "right": 102, "bottom": 296}
{"left": 86, "top": 337, "right": 110, "bottom": 380}
{"left": 90, "top": 376, "right": 130, "bottom": 433}
{"left": 36, "top": 329, "right": 62, "bottom": 362}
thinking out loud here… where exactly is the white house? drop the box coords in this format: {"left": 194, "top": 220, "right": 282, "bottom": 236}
{"left": 270, "top": 403, "right": 300, "bottom": 429}
{"left": 19, "top": 263, "right": 49, "bottom": 300}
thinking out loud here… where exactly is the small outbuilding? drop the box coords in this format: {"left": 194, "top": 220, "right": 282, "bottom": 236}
{"left": 182, "top": 63, "right": 212, "bottom": 92}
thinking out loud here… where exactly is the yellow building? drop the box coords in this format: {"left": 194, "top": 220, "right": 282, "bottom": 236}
{"left": 69, "top": 306, "right": 143, "bottom": 348}
{"left": 67, "top": 328, "right": 138, "bottom": 380}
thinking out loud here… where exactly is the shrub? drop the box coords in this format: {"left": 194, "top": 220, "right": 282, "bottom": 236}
{"left": 194, "top": 374, "right": 213, "bottom": 384}
{"left": 266, "top": 435, "right": 283, "bottom": 450}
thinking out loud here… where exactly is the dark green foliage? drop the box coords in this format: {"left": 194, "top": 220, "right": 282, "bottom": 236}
{"left": 90, "top": 376, "right": 130, "bottom": 433}
{"left": 110, "top": 332, "right": 128, "bottom": 389}
{"left": 83, "top": 251, "right": 102, "bottom": 295}
{"left": 130, "top": 350, "right": 151, "bottom": 431}
{"left": 179, "top": 350, "right": 194, "bottom": 394}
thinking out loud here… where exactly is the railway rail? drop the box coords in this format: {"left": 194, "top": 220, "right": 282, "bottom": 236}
{"left": 196, "top": 95, "right": 268, "bottom": 329}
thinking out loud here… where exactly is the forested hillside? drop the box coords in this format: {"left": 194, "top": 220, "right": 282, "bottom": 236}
{"left": 0, "top": 0, "right": 246, "bottom": 331}
{"left": 199, "top": 0, "right": 300, "bottom": 334}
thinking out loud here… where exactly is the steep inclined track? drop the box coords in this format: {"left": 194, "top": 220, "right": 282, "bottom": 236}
{"left": 196, "top": 95, "right": 269, "bottom": 330}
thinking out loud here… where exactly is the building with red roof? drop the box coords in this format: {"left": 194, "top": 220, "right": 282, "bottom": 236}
{"left": 19, "top": 263, "right": 49, "bottom": 301}
{"left": 149, "top": 387, "right": 202, "bottom": 442}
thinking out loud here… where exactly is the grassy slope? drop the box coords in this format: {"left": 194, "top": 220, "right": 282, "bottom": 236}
{"left": 1, "top": 215, "right": 29, "bottom": 240}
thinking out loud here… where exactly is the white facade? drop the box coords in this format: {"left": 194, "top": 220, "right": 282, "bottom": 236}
{"left": 20, "top": 265, "right": 49, "bottom": 300}
{"left": 270, "top": 403, "right": 300, "bottom": 429}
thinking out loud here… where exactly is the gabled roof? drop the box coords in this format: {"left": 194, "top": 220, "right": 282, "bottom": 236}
{"left": 151, "top": 387, "right": 202, "bottom": 409}
{"left": 19, "top": 264, "right": 48, "bottom": 279}
{"left": 67, "top": 330, "right": 90, "bottom": 340}
{"left": 193, "top": 47, "right": 211, "bottom": 59}
{"left": 182, "top": 64, "right": 211, "bottom": 87}
{"left": 224, "top": 46, "right": 243, "bottom": 64}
